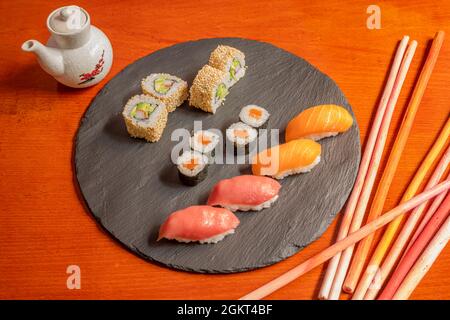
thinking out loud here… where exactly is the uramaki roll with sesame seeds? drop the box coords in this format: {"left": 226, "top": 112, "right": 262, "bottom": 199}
{"left": 122, "top": 94, "right": 168, "bottom": 142}
{"left": 208, "top": 45, "right": 246, "bottom": 86}
{"left": 189, "top": 65, "right": 229, "bottom": 114}
{"left": 141, "top": 73, "right": 188, "bottom": 113}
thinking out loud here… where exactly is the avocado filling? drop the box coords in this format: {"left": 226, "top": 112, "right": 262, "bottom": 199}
{"left": 154, "top": 76, "right": 176, "bottom": 94}
{"left": 215, "top": 83, "right": 229, "bottom": 102}
{"left": 229, "top": 58, "right": 241, "bottom": 80}
{"left": 130, "top": 102, "right": 155, "bottom": 120}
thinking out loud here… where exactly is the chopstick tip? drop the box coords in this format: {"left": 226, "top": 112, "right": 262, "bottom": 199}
{"left": 410, "top": 40, "right": 418, "bottom": 47}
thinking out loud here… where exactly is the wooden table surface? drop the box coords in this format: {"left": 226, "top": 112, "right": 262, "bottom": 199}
{"left": 1, "top": 0, "right": 449, "bottom": 300}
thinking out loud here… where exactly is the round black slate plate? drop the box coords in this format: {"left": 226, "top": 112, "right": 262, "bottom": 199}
{"left": 75, "top": 38, "right": 360, "bottom": 273}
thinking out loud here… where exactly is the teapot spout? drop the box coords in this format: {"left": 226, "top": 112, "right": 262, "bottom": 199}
{"left": 21, "top": 40, "right": 64, "bottom": 77}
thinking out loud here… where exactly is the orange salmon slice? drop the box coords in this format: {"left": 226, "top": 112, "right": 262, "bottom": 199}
{"left": 285, "top": 104, "right": 353, "bottom": 142}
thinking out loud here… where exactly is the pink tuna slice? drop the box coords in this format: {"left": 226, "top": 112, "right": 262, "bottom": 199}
{"left": 158, "top": 205, "right": 239, "bottom": 241}
{"left": 207, "top": 175, "right": 281, "bottom": 207}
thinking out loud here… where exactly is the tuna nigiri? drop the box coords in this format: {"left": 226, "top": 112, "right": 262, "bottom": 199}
{"left": 158, "top": 205, "right": 239, "bottom": 244}
{"left": 207, "top": 175, "right": 281, "bottom": 212}
{"left": 252, "top": 138, "right": 321, "bottom": 179}
{"left": 285, "top": 104, "right": 353, "bottom": 142}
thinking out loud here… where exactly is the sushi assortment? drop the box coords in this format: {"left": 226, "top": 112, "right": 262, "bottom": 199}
{"left": 162, "top": 103, "right": 353, "bottom": 244}
{"left": 123, "top": 45, "right": 245, "bottom": 141}
{"left": 222, "top": 105, "right": 270, "bottom": 156}
{"left": 176, "top": 129, "right": 220, "bottom": 186}
{"left": 123, "top": 73, "right": 188, "bottom": 142}
{"left": 177, "top": 104, "right": 268, "bottom": 185}
{"left": 159, "top": 175, "right": 281, "bottom": 244}
{"left": 250, "top": 104, "right": 353, "bottom": 180}
{"left": 189, "top": 45, "right": 246, "bottom": 114}
{"left": 118, "top": 46, "right": 355, "bottom": 245}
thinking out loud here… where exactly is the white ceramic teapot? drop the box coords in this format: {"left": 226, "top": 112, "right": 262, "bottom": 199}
{"left": 21, "top": 5, "right": 113, "bottom": 88}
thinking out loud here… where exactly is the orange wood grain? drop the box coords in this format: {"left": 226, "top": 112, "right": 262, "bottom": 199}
{"left": 0, "top": 0, "right": 449, "bottom": 300}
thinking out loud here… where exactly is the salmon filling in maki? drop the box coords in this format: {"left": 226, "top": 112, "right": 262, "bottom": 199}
{"left": 239, "top": 105, "right": 270, "bottom": 128}
{"left": 199, "top": 134, "right": 211, "bottom": 145}
{"left": 182, "top": 158, "right": 198, "bottom": 171}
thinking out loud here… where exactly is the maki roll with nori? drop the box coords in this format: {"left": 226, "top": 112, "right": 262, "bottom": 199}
{"left": 208, "top": 45, "right": 246, "bottom": 86}
{"left": 190, "top": 130, "right": 220, "bottom": 162}
{"left": 141, "top": 73, "right": 188, "bottom": 113}
{"left": 189, "top": 65, "right": 229, "bottom": 114}
{"left": 239, "top": 105, "right": 270, "bottom": 129}
{"left": 122, "top": 94, "right": 168, "bottom": 142}
{"left": 177, "top": 150, "right": 209, "bottom": 186}
{"left": 226, "top": 122, "right": 258, "bottom": 154}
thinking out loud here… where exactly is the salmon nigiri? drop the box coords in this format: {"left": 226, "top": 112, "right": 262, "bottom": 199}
{"left": 285, "top": 104, "right": 353, "bottom": 142}
{"left": 252, "top": 139, "right": 321, "bottom": 179}
{"left": 207, "top": 175, "right": 281, "bottom": 212}
{"left": 158, "top": 205, "right": 239, "bottom": 244}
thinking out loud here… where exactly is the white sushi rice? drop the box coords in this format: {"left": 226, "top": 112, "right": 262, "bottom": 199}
{"left": 122, "top": 94, "right": 166, "bottom": 128}
{"left": 190, "top": 130, "right": 220, "bottom": 154}
{"left": 176, "top": 150, "right": 208, "bottom": 177}
{"left": 220, "top": 195, "right": 279, "bottom": 212}
{"left": 273, "top": 156, "right": 321, "bottom": 179}
{"left": 141, "top": 73, "right": 186, "bottom": 99}
{"left": 170, "top": 229, "right": 235, "bottom": 244}
{"left": 226, "top": 122, "right": 258, "bottom": 147}
{"left": 303, "top": 132, "right": 339, "bottom": 141}
{"left": 239, "top": 105, "right": 270, "bottom": 128}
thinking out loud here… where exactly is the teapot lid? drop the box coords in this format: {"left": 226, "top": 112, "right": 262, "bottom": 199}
{"left": 47, "top": 5, "right": 89, "bottom": 34}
